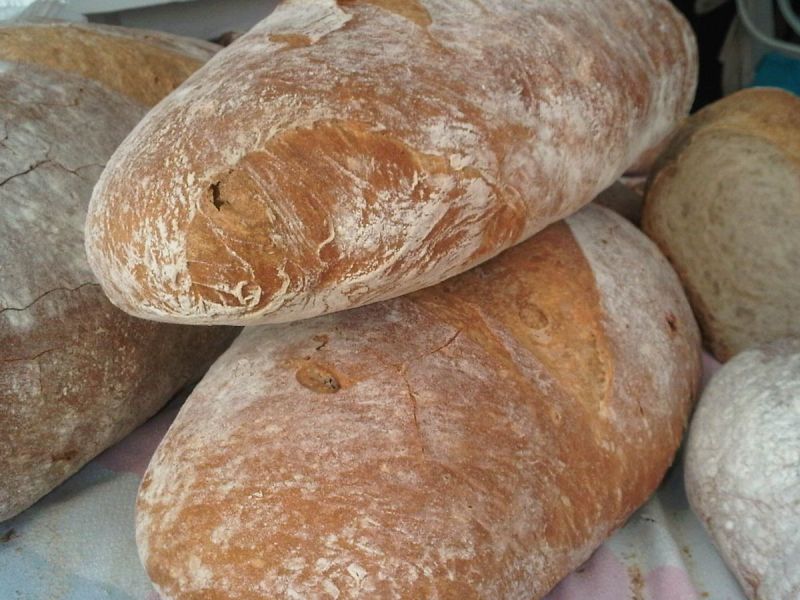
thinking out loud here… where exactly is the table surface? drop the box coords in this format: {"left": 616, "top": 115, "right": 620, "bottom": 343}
{"left": 0, "top": 354, "right": 747, "bottom": 600}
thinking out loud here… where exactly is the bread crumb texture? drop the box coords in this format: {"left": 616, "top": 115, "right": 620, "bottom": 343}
{"left": 643, "top": 88, "right": 800, "bottom": 361}
{"left": 136, "top": 205, "right": 701, "bottom": 600}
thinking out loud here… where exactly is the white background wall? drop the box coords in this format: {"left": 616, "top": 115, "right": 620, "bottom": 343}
{"left": 79, "top": 0, "right": 279, "bottom": 40}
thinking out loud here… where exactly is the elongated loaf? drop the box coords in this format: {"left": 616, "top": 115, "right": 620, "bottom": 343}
{"left": 86, "top": 0, "right": 698, "bottom": 326}
{"left": 136, "top": 205, "right": 701, "bottom": 599}
{"left": 643, "top": 88, "right": 800, "bottom": 362}
{"left": 0, "top": 26, "right": 237, "bottom": 522}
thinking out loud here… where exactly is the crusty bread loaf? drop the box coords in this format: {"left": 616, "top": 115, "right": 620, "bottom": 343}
{"left": 0, "top": 22, "right": 217, "bottom": 106}
{"left": 85, "top": 0, "right": 698, "bottom": 326}
{"left": 136, "top": 205, "right": 701, "bottom": 599}
{"left": 685, "top": 338, "right": 800, "bottom": 600}
{"left": 643, "top": 88, "right": 800, "bottom": 362}
{"left": 0, "top": 27, "right": 237, "bottom": 522}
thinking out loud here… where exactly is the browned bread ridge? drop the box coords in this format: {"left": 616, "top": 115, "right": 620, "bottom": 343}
{"left": 86, "top": 0, "right": 698, "bottom": 326}
{"left": 136, "top": 205, "right": 702, "bottom": 599}
{"left": 643, "top": 88, "right": 800, "bottom": 362}
{"left": 0, "top": 22, "right": 218, "bottom": 106}
{"left": 0, "top": 27, "right": 236, "bottom": 522}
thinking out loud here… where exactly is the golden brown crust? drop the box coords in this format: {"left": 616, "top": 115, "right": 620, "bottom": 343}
{"left": 338, "top": 0, "right": 432, "bottom": 27}
{"left": 0, "top": 22, "right": 217, "bottom": 106}
{"left": 649, "top": 88, "right": 800, "bottom": 177}
{"left": 136, "top": 205, "right": 701, "bottom": 599}
{"left": 85, "top": 0, "right": 698, "bottom": 325}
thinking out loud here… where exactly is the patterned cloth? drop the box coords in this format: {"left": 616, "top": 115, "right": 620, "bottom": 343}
{"left": 0, "top": 354, "right": 746, "bottom": 600}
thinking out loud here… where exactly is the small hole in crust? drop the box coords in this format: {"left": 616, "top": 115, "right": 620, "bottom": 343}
{"left": 210, "top": 181, "right": 225, "bottom": 210}
{"left": 296, "top": 362, "right": 341, "bottom": 394}
{"left": 522, "top": 301, "right": 549, "bottom": 330}
{"left": 51, "top": 449, "right": 78, "bottom": 463}
{"left": 666, "top": 312, "right": 678, "bottom": 334}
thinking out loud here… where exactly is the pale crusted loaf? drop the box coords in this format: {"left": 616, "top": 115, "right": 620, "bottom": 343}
{"left": 136, "top": 205, "right": 701, "bottom": 599}
{"left": 86, "top": 0, "right": 698, "bottom": 325}
{"left": 685, "top": 338, "right": 800, "bottom": 600}
{"left": 0, "top": 26, "right": 235, "bottom": 521}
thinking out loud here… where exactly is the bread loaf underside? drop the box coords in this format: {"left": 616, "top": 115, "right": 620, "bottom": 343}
{"left": 0, "top": 50, "right": 237, "bottom": 521}
{"left": 86, "top": 0, "right": 698, "bottom": 326}
{"left": 136, "top": 205, "right": 702, "bottom": 600}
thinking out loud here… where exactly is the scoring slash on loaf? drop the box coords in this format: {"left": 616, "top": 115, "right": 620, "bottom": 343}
{"left": 86, "top": 0, "right": 698, "bottom": 326}
{"left": 685, "top": 339, "right": 800, "bottom": 600}
{"left": 136, "top": 205, "right": 701, "bottom": 600}
{"left": 0, "top": 24, "right": 238, "bottom": 522}
{"left": 643, "top": 88, "right": 800, "bottom": 362}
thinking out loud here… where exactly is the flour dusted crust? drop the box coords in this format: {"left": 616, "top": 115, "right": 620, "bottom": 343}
{"left": 0, "top": 29, "right": 236, "bottom": 521}
{"left": 0, "top": 22, "right": 218, "bottom": 106}
{"left": 135, "top": 205, "right": 701, "bottom": 599}
{"left": 685, "top": 339, "right": 800, "bottom": 600}
{"left": 643, "top": 88, "right": 800, "bottom": 361}
{"left": 86, "top": 0, "right": 698, "bottom": 326}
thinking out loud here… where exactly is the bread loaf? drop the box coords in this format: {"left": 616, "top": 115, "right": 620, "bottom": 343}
{"left": 0, "top": 22, "right": 218, "bottom": 106}
{"left": 136, "top": 205, "right": 701, "bottom": 599}
{"left": 0, "top": 26, "right": 238, "bottom": 521}
{"left": 643, "top": 88, "right": 800, "bottom": 361}
{"left": 685, "top": 338, "right": 800, "bottom": 600}
{"left": 85, "top": 0, "right": 698, "bottom": 326}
